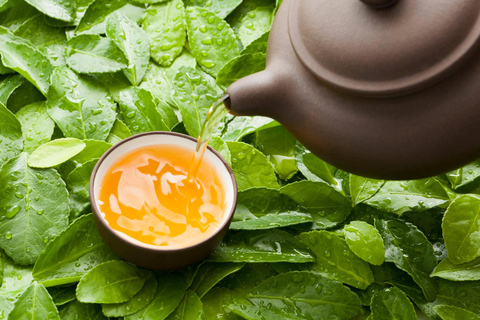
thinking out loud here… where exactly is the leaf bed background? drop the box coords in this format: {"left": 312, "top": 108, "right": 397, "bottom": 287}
{"left": 0, "top": 0, "right": 478, "bottom": 319}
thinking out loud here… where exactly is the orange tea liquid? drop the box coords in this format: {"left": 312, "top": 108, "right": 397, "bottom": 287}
{"left": 98, "top": 144, "right": 226, "bottom": 248}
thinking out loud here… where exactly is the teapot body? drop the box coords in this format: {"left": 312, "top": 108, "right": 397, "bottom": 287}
{"left": 226, "top": 0, "right": 480, "bottom": 179}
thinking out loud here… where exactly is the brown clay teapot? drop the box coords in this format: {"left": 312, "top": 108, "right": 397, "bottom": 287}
{"left": 224, "top": 0, "right": 480, "bottom": 180}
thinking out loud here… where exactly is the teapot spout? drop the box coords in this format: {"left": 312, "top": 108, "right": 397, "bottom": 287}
{"left": 225, "top": 70, "right": 280, "bottom": 117}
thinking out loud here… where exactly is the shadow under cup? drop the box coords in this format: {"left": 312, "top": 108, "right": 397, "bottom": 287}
{"left": 89, "top": 132, "right": 237, "bottom": 270}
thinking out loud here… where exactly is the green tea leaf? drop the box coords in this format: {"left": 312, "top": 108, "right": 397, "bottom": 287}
{"left": 46, "top": 66, "right": 116, "bottom": 141}
{"left": 247, "top": 271, "right": 363, "bottom": 320}
{"left": 298, "top": 230, "right": 374, "bottom": 290}
{"left": 253, "top": 125, "right": 297, "bottom": 180}
{"left": 105, "top": 11, "right": 149, "bottom": 86}
{"left": 447, "top": 161, "right": 480, "bottom": 189}
{"left": 227, "top": 141, "right": 278, "bottom": 191}
{"left": 216, "top": 53, "right": 266, "bottom": 89}
{"left": 16, "top": 101, "right": 55, "bottom": 155}
{"left": 0, "top": 30, "right": 53, "bottom": 95}
{"left": 344, "top": 221, "right": 385, "bottom": 266}
{"left": 350, "top": 175, "right": 385, "bottom": 206}
{"left": 59, "top": 300, "right": 107, "bottom": 320}
{"left": 431, "top": 257, "right": 480, "bottom": 281}
{"left": 209, "top": 135, "right": 231, "bottom": 165}
{"left": 76, "top": 0, "right": 127, "bottom": 34}
{"left": 209, "top": 229, "right": 314, "bottom": 263}
{"left": 0, "top": 0, "right": 14, "bottom": 13}
{"left": 24, "top": 0, "right": 74, "bottom": 22}
{"left": 28, "top": 138, "right": 86, "bottom": 168}
{"left": 86, "top": 70, "right": 131, "bottom": 101}
{"left": 443, "top": 194, "right": 480, "bottom": 264}
{"left": 172, "top": 66, "right": 223, "bottom": 137}
{"left": 0, "top": 253, "right": 34, "bottom": 317}
{"left": 433, "top": 305, "right": 480, "bottom": 320}
{"left": 153, "top": 97, "right": 178, "bottom": 130}
{"left": 375, "top": 219, "right": 437, "bottom": 301}
{"left": 0, "top": 74, "right": 24, "bottom": 105}
{"left": 66, "top": 159, "right": 97, "bottom": 219}
{"left": 0, "top": 102, "right": 23, "bottom": 166}
{"left": 77, "top": 260, "right": 145, "bottom": 304}
{"left": 0, "top": 62, "right": 13, "bottom": 75}
{"left": 226, "top": 0, "right": 275, "bottom": 34}
{"left": 116, "top": 86, "right": 169, "bottom": 134}
{"left": 102, "top": 270, "right": 157, "bottom": 317}
{"left": 14, "top": 14, "right": 67, "bottom": 67}
{"left": 238, "top": 7, "right": 273, "bottom": 48}
{"left": 0, "top": 263, "right": 31, "bottom": 318}
{"left": 221, "top": 263, "right": 278, "bottom": 295}
{"left": 33, "top": 214, "right": 120, "bottom": 287}
{"left": 8, "top": 282, "right": 60, "bottom": 320}
{"left": 0, "top": 1, "right": 40, "bottom": 31}
{"left": 370, "top": 287, "right": 416, "bottom": 320}
{"left": 125, "top": 271, "right": 188, "bottom": 320}
{"left": 202, "top": 287, "right": 242, "bottom": 320}
{"left": 185, "top": 6, "right": 239, "bottom": 77}
{"left": 190, "top": 262, "right": 245, "bottom": 298}
{"left": 66, "top": 34, "right": 128, "bottom": 73}
{"left": 6, "top": 81, "right": 45, "bottom": 114}
{"left": 230, "top": 187, "right": 312, "bottom": 230}
{"left": 133, "top": 0, "right": 168, "bottom": 3}
{"left": 222, "top": 116, "right": 278, "bottom": 141}
{"left": 166, "top": 290, "right": 204, "bottom": 320}
{"left": 140, "top": 49, "right": 196, "bottom": 107}
{"left": 0, "top": 153, "right": 69, "bottom": 265}
{"left": 70, "top": 0, "right": 95, "bottom": 25}
{"left": 47, "top": 285, "right": 76, "bottom": 306}
{"left": 106, "top": 118, "right": 132, "bottom": 144}
{"left": 280, "top": 181, "right": 352, "bottom": 229}
{"left": 228, "top": 304, "right": 304, "bottom": 320}
{"left": 142, "top": 0, "right": 186, "bottom": 67}
{"left": 365, "top": 179, "right": 450, "bottom": 215}
{"left": 184, "top": 0, "right": 242, "bottom": 19}
{"left": 295, "top": 146, "right": 338, "bottom": 187}
{"left": 241, "top": 31, "right": 269, "bottom": 54}
{"left": 384, "top": 277, "right": 438, "bottom": 319}
{"left": 71, "top": 140, "right": 111, "bottom": 164}
{"left": 432, "top": 279, "right": 480, "bottom": 315}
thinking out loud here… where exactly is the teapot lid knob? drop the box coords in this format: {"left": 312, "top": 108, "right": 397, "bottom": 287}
{"left": 359, "top": 0, "right": 397, "bottom": 8}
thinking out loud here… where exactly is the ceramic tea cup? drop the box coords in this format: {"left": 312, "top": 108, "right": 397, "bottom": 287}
{"left": 89, "top": 132, "right": 237, "bottom": 270}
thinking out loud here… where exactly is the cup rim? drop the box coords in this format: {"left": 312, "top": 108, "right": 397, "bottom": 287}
{"left": 89, "top": 131, "right": 238, "bottom": 252}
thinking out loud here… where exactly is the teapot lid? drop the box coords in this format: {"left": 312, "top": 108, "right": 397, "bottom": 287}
{"left": 288, "top": 0, "right": 480, "bottom": 97}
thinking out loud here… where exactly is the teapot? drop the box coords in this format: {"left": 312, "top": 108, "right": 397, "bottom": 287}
{"left": 224, "top": 0, "right": 480, "bottom": 180}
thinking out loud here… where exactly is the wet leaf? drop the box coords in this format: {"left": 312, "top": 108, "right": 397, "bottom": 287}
{"left": 298, "top": 230, "right": 374, "bottom": 290}
{"left": 142, "top": 0, "right": 186, "bottom": 67}
{"left": 106, "top": 11, "right": 149, "bottom": 86}
{"left": 66, "top": 34, "right": 128, "bottom": 73}
{"left": 247, "top": 271, "right": 363, "bottom": 320}
{"left": 280, "top": 181, "right": 351, "bottom": 229}
{"left": 8, "top": 281, "right": 60, "bottom": 320}
{"left": 443, "top": 194, "right": 480, "bottom": 264}
{"left": 76, "top": 260, "right": 145, "bottom": 304}
{"left": 0, "top": 153, "right": 69, "bottom": 265}
{"left": 227, "top": 141, "right": 279, "bottom": 191}
{"left": 28, "top": 138, "right": 86, "bottom": 168}
{"left": 185, "top": 6, "right": 239, "bottom": 77}
{"left": 16, "top": 101, "right": 55, "bottom": 155}
{"left": 208, "top": 229, "right": 314, "bottom": 263}
{"left": 230, "top": 187, "right": 312, "bottom": 230}
{"left": 33, "top": 214, "right": 120, "bottom": 287}
{"left": 375, "top": 219, "right": 437, "bottom": 301}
